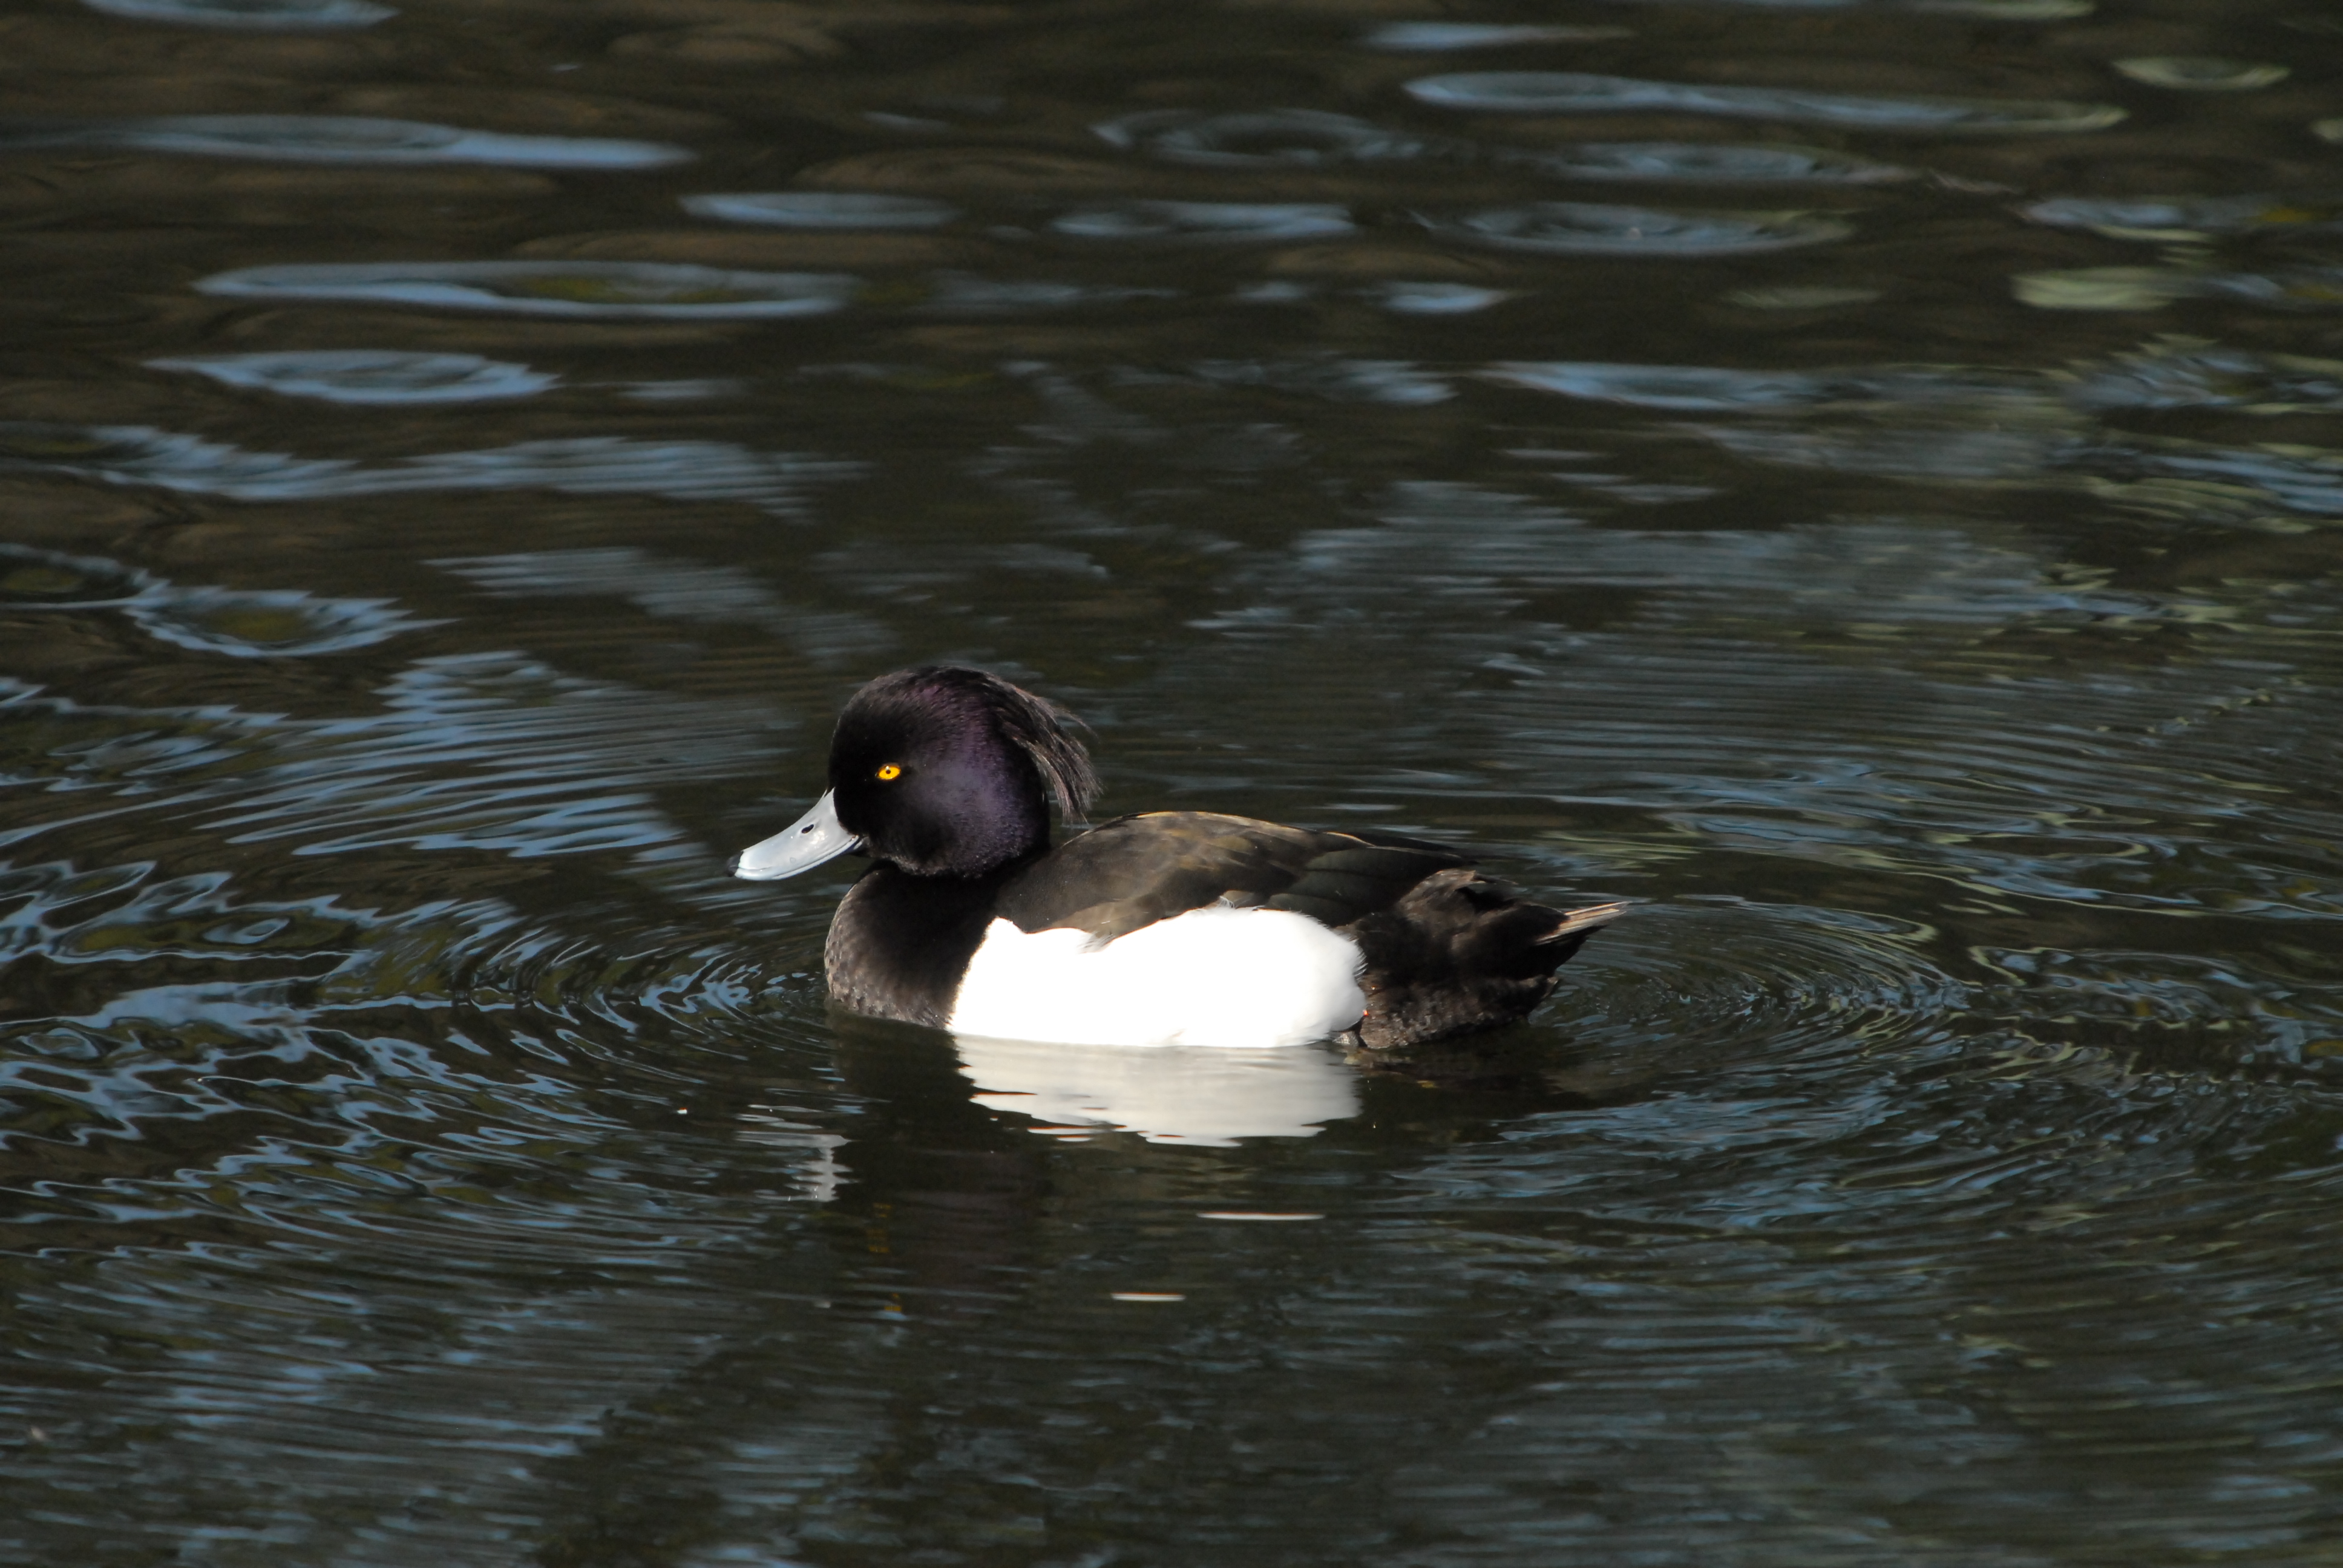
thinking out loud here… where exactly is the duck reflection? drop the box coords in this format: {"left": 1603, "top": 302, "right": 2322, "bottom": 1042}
{"left": 816, "top": 1016, "right": 1052, "bottom": 1319}
{"left": 802, "top": 1016, "right": 1354, "bottom": 1325}
{"left": 953, "top": 1034, "right": 1358, "bottom": 1146}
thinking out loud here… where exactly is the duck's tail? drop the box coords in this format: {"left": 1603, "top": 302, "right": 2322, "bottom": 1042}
{"left": 1348, "top": 877, "right": 1627, "bottom": 1050}
{"left": 1532, "top": 900, "right": 1630, "bottom": 966}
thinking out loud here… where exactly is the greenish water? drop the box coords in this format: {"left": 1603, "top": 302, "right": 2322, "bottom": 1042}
{"left": 3, "top": 0, "right": 2342, "bottom": 1563}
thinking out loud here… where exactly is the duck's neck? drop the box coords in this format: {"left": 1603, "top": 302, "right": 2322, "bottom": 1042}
{"left": 822, "top": 857, "right": 1038, "bottom": 1027}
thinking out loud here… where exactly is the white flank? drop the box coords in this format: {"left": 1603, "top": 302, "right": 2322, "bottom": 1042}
{"left": 946, "top": 905, "right": 1366, "bottom": 1048}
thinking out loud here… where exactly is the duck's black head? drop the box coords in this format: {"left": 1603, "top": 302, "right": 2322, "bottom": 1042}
{"left": 826, "top": 666, "right": 1098, "bottom": 878}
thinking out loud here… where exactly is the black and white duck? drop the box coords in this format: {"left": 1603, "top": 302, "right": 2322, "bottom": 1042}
{"left": 733, "top": 665, "right": 1622, "bottom": 1050}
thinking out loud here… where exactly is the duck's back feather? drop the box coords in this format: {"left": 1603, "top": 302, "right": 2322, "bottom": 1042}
{"left": 989, "top": 811, "right": 1622, "bottom": 1050}
{"left": 995, "top": 811, "right": 1470, "bottom": 944}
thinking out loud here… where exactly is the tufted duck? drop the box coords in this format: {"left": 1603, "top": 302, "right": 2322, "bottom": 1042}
{"left": 732, "top": 665, "right": 1622, "bottom": 1050}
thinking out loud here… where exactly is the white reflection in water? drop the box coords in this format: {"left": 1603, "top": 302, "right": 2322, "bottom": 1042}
{"left": 1094, "top": 108, "right": 1450, "bottom": 167}
{"left": 1051, "top": 200, "right": 1355, "bottom": 242}
{"left": 149, "top": 350, "right": 557, "bottom": 405}
{"left": 681, "top": 191, "right": 958, "bottom": 228}
{"left": 2011, "top": 266, "right": 2209, "bottom": 312}
{"left": 1407, "top": 71, "right": 2125, "bottom": 132}
{"left": 433, "top": 547, "right": 893, "bottom": 665}
{"left": 735, "top": 1112, "right": 845, "bottom": 1202}
{"left": 0, "top": 115, "right": 690, "bottom": 168}
{"left": 2016, "top": 267, "right": 2343, "bottom": 313}
{"left": 197, "top": 261, "right": 857, "bottom": 319}
{"left": 2113, "top": 56, "right": 2289, "bottom": 90}
{"left": 0, "top": 423, "right": 860, "bottom": 517}
{"left": 954, "top": 1037, "right": 1358, "bottom": 1145}
{"left": 82, "top": 0, "right": 391, "bottom": 25}
{"left": 1437, "top": 201, "right": 1851, "bottom": 255}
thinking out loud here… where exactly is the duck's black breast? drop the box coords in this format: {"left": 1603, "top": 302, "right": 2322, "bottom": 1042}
{"left": 824, "top": 864, "right": 1014, "bottom": 1028}
{"left": 994, "top": 811, "right": 1473, "bottom": 943}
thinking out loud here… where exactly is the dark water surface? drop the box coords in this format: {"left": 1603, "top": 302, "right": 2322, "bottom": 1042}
{"left": 4, "top": 0, "right": 2342, "bottom": 1562}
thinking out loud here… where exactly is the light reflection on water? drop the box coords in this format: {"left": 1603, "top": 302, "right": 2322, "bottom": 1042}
{"left": 150, "top": 350, "right": 560, "bottom": 404}
{"left": 0, "top": 423, "right": 862, "bottom": 515}
{"left": 1404, "top": 71, "right": 2129, "bottom": 132}
{"left": 0, "top": 114, "right": 691, "bottom": 168}
{"left": 5, "top": 0, "right": 2343, "bottom": 1561}
{"left": 79, "top": 0, "right": 392, "bottom": 25}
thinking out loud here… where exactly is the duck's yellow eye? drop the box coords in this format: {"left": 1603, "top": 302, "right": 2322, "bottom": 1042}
{"left": 875, "top": 763, "right": 902, "bottom": 782}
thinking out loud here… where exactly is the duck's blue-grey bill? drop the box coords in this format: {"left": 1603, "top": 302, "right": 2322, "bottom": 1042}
{"left": 731, "top": 789, "right": 862, "bottom": 880}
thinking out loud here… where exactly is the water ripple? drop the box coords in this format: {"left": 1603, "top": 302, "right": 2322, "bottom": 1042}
{"left": 1480, "top": 345, "right": 2343, "bottom": 532}
{"left": 1406, "top": 71, "right": 2126, "bottom": 133}
{"left": 0, "top": 543, "right": 433, "bottom": 659}
{"left": 1488, "top": 360, "right": 2037, "bottom": 411}
{"left": 1527, "top": 141, "right": 1914, "bottom": 184}
{"left": 149, "top": 351, "right": 558, "bottom": 405}
{"left": 1371, "top": 281, "right": 1515, "bottom": 314}
{"left": 916, "top": 273, "right": 1175, "bottom": 312}
{"left": 432, "top": 548, "right": 893, "bottom": 665}
{"left": 0, "top": 851, "right": 821, "bottom": 1255}
{"left": 1362, "top": 22, "right": 1634, "bottom": 49}
{"left": 2068, "top": 342, "right": 2343, "bottom": 413}
{"left": 680, "top": 191, "right": 958, "bottom": 228}
{"left": 81, "top": 0, "right": 391, "bottom": 25}
{"left": 0, "top": 424, "right": 860, "bottom": 517}
{"left": 2016, "top": 267, "right": 2343, "bottom": 312}
{"left": 196, "top": 261, "right": 858, "bottom": 319}
{"left": 0, "top": 116, "right": 690, "bottom": 169}
{"left": 2060, "top": 439, "right": 2343, "bottom": 523}
{"left": 1589, "top": 0, "right": 2089, "bottom": 13}
{"left": 2113, "top": 57, "right": 2289, "bottom": 91}
{"left": 2022, "top": 194, "right": 2343, "bottom": 241}
{"left": 1050, "top": 200, "right": 1356, "bottom": 243}
{"left": 1188, "top": 358, "right": 1453, "bottom": 405}
{"left": 1094, "top": 109, "right": 1454, "bottom": 167}
{"left": 1435, "top": 201, "right": 1852, "bottom": 255}
{"left": 0, "top": 652, "right": 780, "bottom": 882}
{"left": 1560, "top": 901, "right": 1966, "bottom": 1086}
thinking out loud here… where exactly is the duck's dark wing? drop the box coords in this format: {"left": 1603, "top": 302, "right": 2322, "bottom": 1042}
{"left": 995, "top": 811, "right": 1470, "bottom": 943}
{"left": 997, "top": 809, "right": 1627, "bottom": 1051}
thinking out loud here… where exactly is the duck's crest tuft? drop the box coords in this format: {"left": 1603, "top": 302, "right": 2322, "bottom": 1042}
{"left": 989, "top": 675, "right": 1098, "bottom": 820}
{"left": 924, "top": 665, "right": 1100, "bottom": 821}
